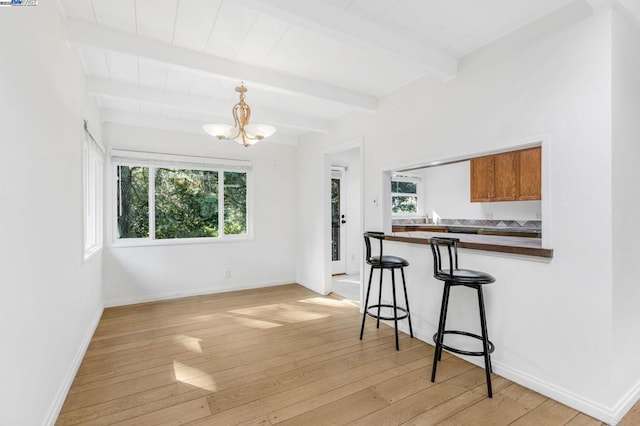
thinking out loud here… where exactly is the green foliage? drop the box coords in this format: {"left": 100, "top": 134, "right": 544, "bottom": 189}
{"left": 392, "top": 195, "right": 418, "bottom": 214}
{"left": 331, "top": 178, "right": 340, "bottom": 261}
{"left": 117, "top": 166, "right": 248, "bottom": 240}
{"left": 223, "top": 171, "right": 247, "bottom": 235}
{"left": 117, "top": 166, "right": 149, "bottom": 238}
{"left": 391, "top": 181, "right": 417, "bottom": 194}
{"left": 391, "top": 179, "right": 418, "bottom": 214}
{"left": 155, "top": 169, "right": 219, "bottom": 239}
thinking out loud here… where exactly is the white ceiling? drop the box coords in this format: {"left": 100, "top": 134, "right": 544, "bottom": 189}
{"left": 56, "top": 0, "right": 617, "bottom": 145}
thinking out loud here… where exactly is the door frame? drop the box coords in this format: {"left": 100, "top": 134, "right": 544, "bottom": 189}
{"left": 322, "top": 137, "right": 364, "bottom": 298}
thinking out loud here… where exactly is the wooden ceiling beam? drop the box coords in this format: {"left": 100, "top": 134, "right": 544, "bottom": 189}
{"left": 236, "top": 0, "right": 457, "bottom": 80}
{"left": 88, "top": 78, "right": 329, "bottom": 134}
{"left": 101, "top": 110, "right": 300, "bottom": 146}
{"left": 66, "top": 19, "right": 377, "bottom": 112}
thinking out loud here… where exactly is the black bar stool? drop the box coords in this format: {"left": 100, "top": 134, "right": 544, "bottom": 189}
{"left": 360, "top": 231, "right": 413, "bottom": 350}
{"left": 429, "top": 237, "right": 496, "bottom": 397}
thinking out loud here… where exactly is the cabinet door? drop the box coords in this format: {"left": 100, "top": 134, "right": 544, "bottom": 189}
{"left": 493, "top": 151, "right": 518, "bottom": 201}
{"left": 470, "top": 156, "right": 494, "bottom": 202}
{"left": 518, "top": 147, "right": 541, "bottom": 200}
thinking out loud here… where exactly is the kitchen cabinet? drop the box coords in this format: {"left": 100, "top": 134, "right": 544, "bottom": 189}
{"left": 517, "top": 147, "right": 542, "bottom": 200}
{"left": 470, "top": 155, "right": 494, "bottom": 202}
{"left": 470, "top": 147, "right": 541, "bottom": 202}
{"left": 493, "top": 151, "right": 518, "bottom": 201}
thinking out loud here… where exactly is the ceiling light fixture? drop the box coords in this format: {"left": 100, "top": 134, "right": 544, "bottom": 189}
{"left": 203, "top": 83, "right": 276, "bottom": 147}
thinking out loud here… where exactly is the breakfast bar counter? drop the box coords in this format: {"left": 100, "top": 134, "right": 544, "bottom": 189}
{"left": 387, "top": 231, "right": 553, "bottom": 258}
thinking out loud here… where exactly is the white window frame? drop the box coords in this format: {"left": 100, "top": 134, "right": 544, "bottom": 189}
{"left": 110, "top": 149, "right": 253, "bottom": 247}
{"left": 83, "top": 123, "right": 105, "bottom": 260}
{"left": 391, "top": 173, "right": 423, "bottom": 218}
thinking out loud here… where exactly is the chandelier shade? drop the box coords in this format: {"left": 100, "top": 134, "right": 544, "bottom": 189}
{"left": 203, "top": 83, "right": 276, "bottom": 147}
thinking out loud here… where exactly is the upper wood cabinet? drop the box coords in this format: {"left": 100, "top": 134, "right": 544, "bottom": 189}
{"left": 517, "top": 147, "right": 542, "bottom": 200}
{"left": 493, "top": 151, "right": 518, "bottom": 201}
{"left": 470, "top": 155, "right": 494, "bottom": 202}
{"left": 470, "top": 147, "right": 541, "bottom": 202}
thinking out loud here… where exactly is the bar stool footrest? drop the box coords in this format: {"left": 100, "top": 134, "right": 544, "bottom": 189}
{"left": 365, "top": 304, "right": 409, "bottom": 321}
{"left": 433, "top": 330, "right": 495, "bottom": 357}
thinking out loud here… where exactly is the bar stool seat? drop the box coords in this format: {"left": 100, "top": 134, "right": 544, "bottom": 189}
{"left": 429, "top": 237, "right": 496, "bottom": 397}
{"left": 435, "top": 268, "right": 495, "bottom": 285}
{"left": 360, "top": 232, "right": 413, "bottom": 350}
{"left": 370, "top": 255, "right": 409, "bottom": 269}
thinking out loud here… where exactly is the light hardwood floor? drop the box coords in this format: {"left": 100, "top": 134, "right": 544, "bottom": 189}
{"left": 57, "top": 284, "right": 634, "bottom": 425}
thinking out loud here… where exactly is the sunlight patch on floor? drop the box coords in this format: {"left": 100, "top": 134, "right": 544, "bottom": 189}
{"left": 173, "top": 361, "right": 217, "bottom": 391}
{"left": 172, "top": 335, "right": 203, "bottom": 354}
{"left": 298, "top": 297, "right": 352, "bottom": 308}
{"left": 229, "top": 303, "right": 329, "bottom": 323}
{"left": 222, "top": 313, "right": 283, "bottom": 329}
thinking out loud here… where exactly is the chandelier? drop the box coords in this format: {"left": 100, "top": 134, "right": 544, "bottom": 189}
{"left": 203, "top": 83, "right": 276, "bottom": 147}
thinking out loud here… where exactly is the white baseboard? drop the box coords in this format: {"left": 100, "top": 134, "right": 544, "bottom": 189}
{"left": 43, "top": 305, "right": 103, "bottom": 426}
{"left": 610, "top": 377, "right": 640, "bottom": 424}
{"left": 492, "top": 360, "right": 617, "bottom": 424}
{"left": 104, "top": 279, "right": 296, "bottom": 307}
{"left": 385, "top": 320, "right": 636, "bottom": 424}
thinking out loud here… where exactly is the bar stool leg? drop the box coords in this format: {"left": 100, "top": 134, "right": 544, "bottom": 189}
{"left": 477, "top": 286, "right": 493, "bottom": 398}
{"left": 400, "top": 268, "right": 413, "bottom": 338}
{"left": 437, "top": 283, "right": 452, "bottom": 362}
{"left": 431, "top": 283, "right": 451, "bottom": 382}
{"left": 359, "top": 265, "right": 375, "bottom": 340}
{"left": 391, "top": 268, "right": 399, "bottom": 351}
{"left": 376, "top": 268, "right": 383, "bottom": 329}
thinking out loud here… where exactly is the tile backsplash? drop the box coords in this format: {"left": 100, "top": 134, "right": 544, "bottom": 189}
{"left": 393, "top": 218, "right": 427, "bottom": 225}
{"left": 438, "top": 218, "right": 541, "bottom": 228}
{"left": 392, "top": 218, "right": 542, "bottom": 229}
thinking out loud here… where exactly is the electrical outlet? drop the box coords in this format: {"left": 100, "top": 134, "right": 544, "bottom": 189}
{"left": 224, "top": 269, "right": 231, "bottom": 279}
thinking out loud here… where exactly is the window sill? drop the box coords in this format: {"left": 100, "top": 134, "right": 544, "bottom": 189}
{"left": 109, "top": 234, "right": 252, "bottom": 248}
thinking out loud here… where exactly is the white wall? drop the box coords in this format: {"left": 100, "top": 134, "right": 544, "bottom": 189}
{"left": 0, "top": 2, "right": 103, "bottom": 425}
{"left": 102, "top": 124, "right": 298, "bottom": 306}
{"left": 612, "top": 6, "right": 640, "bottom": 414}
{"left": 421, "top": 161, "right": 541, "bottom": 221}
{"left": 297, "top": 2, "right": 623, "bottom": 422}
{"left": 296, "top": 118, "right": 371, "bottom": 294}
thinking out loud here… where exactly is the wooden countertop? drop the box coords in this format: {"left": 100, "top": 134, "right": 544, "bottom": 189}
{"left": 387, "top": 231, "right": 553, "bottom": 259}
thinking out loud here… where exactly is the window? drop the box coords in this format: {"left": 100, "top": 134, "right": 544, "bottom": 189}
{"left": 223, "top": 171, "right": 248, "bottom": 235}
{"left": 112, "top": 150, "right": 251, "bottom": 244}
{"left": 391, "top": 174, "right": 422, "bottom": 216}
{"left": 116, "top": 165, "right": 149, "bottom": 239}
{"left": 154, "top": 168, "right": 219, "bottom": 239}
{"left": 83, "top": 122, "right": 104, "bottom": 259}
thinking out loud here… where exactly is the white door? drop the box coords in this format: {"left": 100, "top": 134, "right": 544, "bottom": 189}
{"left": 331, "top": 170, "right": 347, "bottom": 275}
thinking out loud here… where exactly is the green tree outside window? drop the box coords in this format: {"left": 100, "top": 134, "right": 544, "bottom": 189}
{"left": 155, "top": 169, "right": 219, "bottom": 239}
{"left": 116, "top": 165, "right": 248, "bottom": 240}
{"left": 117, "top": 165, "right": 149, "bottom": 238}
